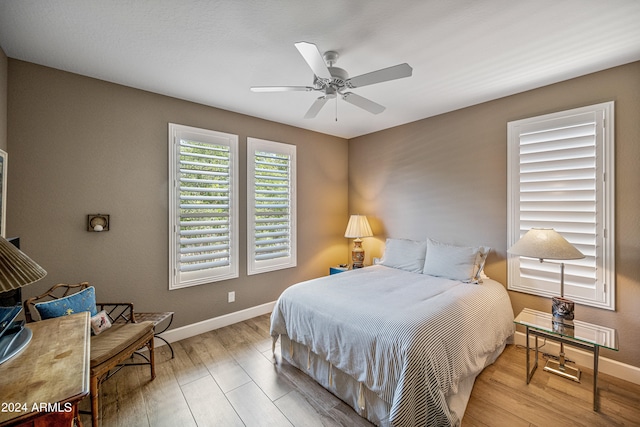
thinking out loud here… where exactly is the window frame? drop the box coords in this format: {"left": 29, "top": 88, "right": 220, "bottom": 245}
{"left": 168, "top": 123, "right": 239, "bottom": 290}
{"left": 247, "top": 137, "right": 297, "bottom": 275}
{"left": 507, "top": 102, "right": 615, "bottom": 310}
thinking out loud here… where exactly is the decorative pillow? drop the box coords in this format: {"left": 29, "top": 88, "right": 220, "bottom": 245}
{"left": 379, "top": 238, "right": 428, "bottom": 273}
{"left": 34, "top": 286, "right": 98, "bottom": 320}
{"left": 422, "top": 239, "right": 481, "bottom": 282}
{"left": 90, "top": 310, "right": 112, "bottom": 335}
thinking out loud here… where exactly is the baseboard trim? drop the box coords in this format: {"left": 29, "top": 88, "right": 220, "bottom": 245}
{"left": 154, "top": 301, "right": 276, "bottom": 347}
{"left": 514, "top": 331, "right": 640, "bottom": 386}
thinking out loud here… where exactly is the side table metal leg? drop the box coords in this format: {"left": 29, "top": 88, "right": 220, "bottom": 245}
{"left": 525, "top": 326, "right": 530, "bottom": 383}
{"left": 593, "top": 345, "right": 599, "bottom": 411}
{"left": 535, "top": 335, "right": 539, "bottom": 370}
{"left": 525, "top": 327, "right": 538, "bottom": 384}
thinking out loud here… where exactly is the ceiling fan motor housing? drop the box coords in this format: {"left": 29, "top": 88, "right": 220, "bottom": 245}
{"left": 329, "top": 67, "right": 348, "bottom": 86}
{"left": 316, "top": 50, "right": 349, "bottom": 89}
{"left": 313, "top": 66, "right": 348, "bottom": 91}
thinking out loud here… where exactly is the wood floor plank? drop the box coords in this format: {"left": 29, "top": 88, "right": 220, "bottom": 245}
{"left": 138, "top": 356, "right": 197, "bottom": 427}
{"left": 231, "top": 317, "right": 274, "bottom": 353}
{"left": 470, "top": 373, "right": 588, "bottom": 427}
{"left": 113, "top": 365, "right": 150, "bottom": 427}
{"left": 463, "top": 382, "right": 534, "bottom": 427}
{"left": 165, "top": 339, "right": 211, "bottom": 386}
{"left": 181, "top": 375, "right": 244, "bottom": 427}
{"left": 458, "top": 413, "right": 491, "bottom": 427}
{"left": 272, "top": 355, "right": 344, "bottom": 413}
{"left": 246, "top": 313, "right": 272, "bottom": 337}
{"left": 274, "top": 390, "right": 337, "bottom": 427}
{"left": 326, "top": 400, "right": 376, "bottom": 427}
{"left": 229, "top": 342, "right": 294, "bottom": 401}
{"left": 230, "top": 319, "right": 270, "bottom": 344}
{"left": 79, "top": 363, "right": 151, "bottom": 427}
{"left": 226, "top": 382, "right": 294, "bottom": 426}
{"left": 99, "top": 367, "right": 120, "bottom": 425}
{"left": 196, "top": 330, "right": 253, "bottom": 393}
{"left": 214, "top": 323, "right": 249, "bottom": 348}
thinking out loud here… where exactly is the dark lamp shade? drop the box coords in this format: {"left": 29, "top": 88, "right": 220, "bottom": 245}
{"left": 508, "top": 228, "right": 584, "bottom": 261}
{"left": 0, "top": 237, "right": 47, "bottom": 292}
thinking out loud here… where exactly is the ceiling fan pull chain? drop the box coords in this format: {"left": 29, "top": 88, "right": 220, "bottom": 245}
{"left": 335, "top": 96, "right": 338, "bottom": 122}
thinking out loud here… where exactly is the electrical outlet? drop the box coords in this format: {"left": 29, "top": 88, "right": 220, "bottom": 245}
{"left": 228, "top": 291, "right": 235, "bottom": 303}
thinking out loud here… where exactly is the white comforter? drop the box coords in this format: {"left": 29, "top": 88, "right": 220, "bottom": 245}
{"left": 270, "top": 265, "right": 514, "bottom": 426}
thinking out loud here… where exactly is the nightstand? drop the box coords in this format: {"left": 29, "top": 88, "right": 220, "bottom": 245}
{"left": 514, "top": 308, "right": 618, "bottom": 411}
{"left": 329, "top": 265, "right": 370, "bottom": 275}
{"left": 330, "top": 265, "right": 350, "bottom": 275}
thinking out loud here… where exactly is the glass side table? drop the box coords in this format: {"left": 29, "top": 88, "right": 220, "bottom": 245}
{"left": 514, "top": 308, "right": 618, "bottom": 411}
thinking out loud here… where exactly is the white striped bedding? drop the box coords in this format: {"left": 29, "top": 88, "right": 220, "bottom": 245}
{"left": 270, "top": 265, "right": 515, "bottom": 426}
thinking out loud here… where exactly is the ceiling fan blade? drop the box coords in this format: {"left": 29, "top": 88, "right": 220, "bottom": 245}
{"left": 346, "top": 63, "right": 413, "bottom": 88}
{"left": 251, "top": 86, "right": 313, "bottom": 92}
{"left": 341, "top": 92, "right": 385, "bottom": 114}
{"left": 294, "top": 42, "right": 332, "bottom": 80}
{"left": 304, "top": 96, "right": 330, "bottom": 119}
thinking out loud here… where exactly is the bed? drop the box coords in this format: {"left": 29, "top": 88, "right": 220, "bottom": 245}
{"left": 270, "top": 238, "right": 515, "bottom": 427}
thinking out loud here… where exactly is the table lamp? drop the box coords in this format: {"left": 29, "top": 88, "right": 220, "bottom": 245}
{"left": 0, "top": 236, "right": 47, "bottom": 365}
{"left": 508, "top": 228, "right": 584, "bottom": 381}
{"left": 344, "top": 215, "right": 373, "bottom": 269}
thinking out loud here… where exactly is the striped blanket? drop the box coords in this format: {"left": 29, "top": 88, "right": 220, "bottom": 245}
{"left": 270, "top": 265, "right": 514, "bottom": 426}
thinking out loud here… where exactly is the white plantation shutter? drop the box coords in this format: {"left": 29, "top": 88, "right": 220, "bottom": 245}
{"left": 169, "top": 124, "right": 239, "bottom": 289}
{"left": 507, "top": 102, "right": 615, "bottom": 310}
{"left": 247, "top": 138, "right": 296, "bottom": 275}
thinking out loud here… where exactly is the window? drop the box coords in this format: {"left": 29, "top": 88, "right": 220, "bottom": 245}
{"left": 168, "top": 124, "right": 239, "bottom": 289}
{"left": 507, "top": 102, "right": 615, "bottom": 310}
{"left": 247, "top": 137, "right": 297, "bottom": 275}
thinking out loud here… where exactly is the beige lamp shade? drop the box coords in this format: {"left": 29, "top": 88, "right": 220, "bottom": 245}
{"left": 508, "top": 228, "right": 584, "bottom": 261}
{"left": 344, "top": 215, "right": 373, "bottom": 269}
{"left": 344, "top": 215, "right": 373, "bottom": 238}
{"left": 0, "top": 236, "right": 47, "bottom": 293}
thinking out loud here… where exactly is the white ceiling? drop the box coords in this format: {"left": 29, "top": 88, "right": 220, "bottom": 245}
{"left": 1, "top": 0, "right": 640, "bottom": 139}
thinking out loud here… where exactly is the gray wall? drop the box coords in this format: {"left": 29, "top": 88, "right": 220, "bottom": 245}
{"left": 349, "top": 61, "right": 640, "bottom": 368}
{"left": 7, "top": 60, "right": 349, "bottom": 329}
{"left": 0, "top": 47, "right": 6, "bottom": 152}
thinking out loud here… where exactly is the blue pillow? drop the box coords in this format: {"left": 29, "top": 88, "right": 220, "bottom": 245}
{"left": 34, "top": 286, "right": 98, "bottom": 320}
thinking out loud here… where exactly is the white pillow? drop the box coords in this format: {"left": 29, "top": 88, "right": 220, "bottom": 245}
{"left": 422, "top": 238, "right": 481, "bottom": 282}
{"left": 379, "top": 238, "right": 428, "bottom": 273}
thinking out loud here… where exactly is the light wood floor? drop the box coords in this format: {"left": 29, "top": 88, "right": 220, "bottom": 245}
{"left": 81, "top": 314, "right": 640, "bottom": 426}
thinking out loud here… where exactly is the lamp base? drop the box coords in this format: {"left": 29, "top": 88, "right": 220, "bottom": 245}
{"left": 351, "top": 238, "right": 365, "bottom": 268}
{"left": 544, "top": 358, "right": 581, "bottom": 382}
{"left": 552, "top": 296, "right": 575, "bottom": 321}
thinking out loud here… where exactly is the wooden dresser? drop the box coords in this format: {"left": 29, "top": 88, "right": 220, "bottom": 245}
{"left": 0, "top": 312, "right": 90, "bottom": 427}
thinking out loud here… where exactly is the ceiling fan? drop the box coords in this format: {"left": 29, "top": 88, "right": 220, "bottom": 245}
{"left": 251, "top": 42, "right": 413, "bottom": 119}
